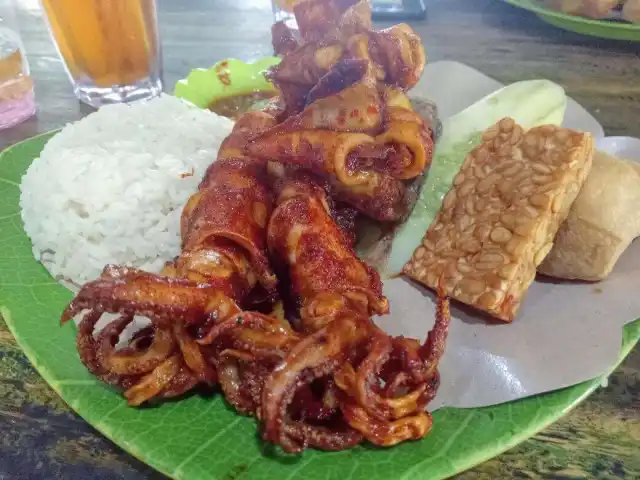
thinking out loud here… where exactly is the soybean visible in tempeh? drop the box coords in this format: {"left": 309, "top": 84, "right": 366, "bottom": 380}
{"left": 404, "top": 118, "right": 594, "bottom": 322}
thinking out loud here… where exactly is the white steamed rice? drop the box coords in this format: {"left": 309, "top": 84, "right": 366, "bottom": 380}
{"left": 19, "top": 94, "right": 234, "bottom": 288}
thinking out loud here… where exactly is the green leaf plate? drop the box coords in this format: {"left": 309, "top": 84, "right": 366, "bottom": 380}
{"left": 503, "top": 0, "right": 640, "bottom": 41}
{"left": 1, "top": 133, "right": 639, "bottom": 479}
{"left": 173, "top": 57, "right": 281, "bottom": 109}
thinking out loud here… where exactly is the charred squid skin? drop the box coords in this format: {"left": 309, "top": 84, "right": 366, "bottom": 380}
{"left": 419, "top": 284, "right": 451, "bottom": 379}
{"left": 197, "top": 311, "right": 298, "bottom": 347}
{"left": 59, "top": 0, "right": 445, "bottom": 451}
{"left": 331, "top": 289, "right": 450, "bottom": 445}
{"left": 94, "top": 314, "right": 134, "bottom": 373}
{"left": 356, "top": 287, "right": 451, "bottom": 417}
{"left": 197, "top": 312, "right": 300, "bottom": 418}
{"left": 281, "top": 379, "right": 364, "bottom": 451}
{"left": 124, "top": 355, "right": 183, "bottom": 406}
{"left": 76, "top": 309, "right": 108, "bottom": 377}
{"left": 94, "top": 314, "right": 176, "bottom": 395}
{"left": 173, "top": 320, "right": 217, "bottom": 385}
{"left": 260, "top": 313, "right": 374, "bottom": 453}
{"left": 283, "top": 419, "right": 363, "bottom": 451}
{"left": 217, "top": 349, "right": 280, "bottom": 416}
{"left": 335, "top": 333, "right": 424, "bottom": 422}
{"left": 380, "top": 337, "right": 441, "bottom": 407}
{"left": 390, "top": 336, "right": 430, "bottom": 384}
{"left": 75, "top": 310, "right": 142, "bottom": 391}
{"left": 267, "top": 357, "right": 344, "bottom": 453}
{"left": 96, "top": 316, "right": 176, "bottom": 377}
{"left": 217, "top": 351, "right": 259, "bottom": 415}
{"left": 61, "top": 265, "right": 230, "bottom": 327}
{"left": 157, "top": 363, "right": 199, "bottom": 400}
{"left": 340, "top": 400, "right": 434, "bottom": 447}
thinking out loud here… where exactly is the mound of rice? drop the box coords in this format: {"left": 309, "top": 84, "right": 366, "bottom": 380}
{"left": 19, "top": 94, "right": 234, "bottom": 288}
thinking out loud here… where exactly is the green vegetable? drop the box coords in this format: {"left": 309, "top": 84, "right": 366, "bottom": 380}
{"left": 385, "top": 79, "right": 568, "bottom": 276}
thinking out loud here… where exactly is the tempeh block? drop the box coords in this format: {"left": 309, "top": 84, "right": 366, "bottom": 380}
{"left": 403, "top": 118, "right": 594, "bottom": 322}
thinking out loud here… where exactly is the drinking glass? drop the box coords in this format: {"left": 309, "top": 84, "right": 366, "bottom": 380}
{"left": 0, "top": 0, "right": 36, "bottom": 129}
{"left": 40, "top": 0, "right": 162, "bottom": 108}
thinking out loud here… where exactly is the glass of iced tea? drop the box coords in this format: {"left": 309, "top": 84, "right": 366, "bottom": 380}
{"left": 40, "top": 0, "right": 161, "bottom": 108}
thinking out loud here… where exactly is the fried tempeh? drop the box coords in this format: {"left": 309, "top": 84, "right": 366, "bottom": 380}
{"left": 404, "top": 118, "right": 594, "bottom": 322}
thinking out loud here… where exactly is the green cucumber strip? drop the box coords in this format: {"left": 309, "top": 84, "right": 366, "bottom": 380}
{"left": 385, "top": 79, "right": 568, "bottom": 276}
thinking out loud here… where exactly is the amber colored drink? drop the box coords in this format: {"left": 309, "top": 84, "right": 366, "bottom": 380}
{"left": 41, "top": 0, "right": 162, "bottom": 107}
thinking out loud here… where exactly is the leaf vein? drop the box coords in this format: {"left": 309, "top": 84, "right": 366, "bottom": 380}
{"left": 172, "top": 417, "right": 242, "bottom": 477}
{"left": 283, "top": 454, "right": 315, "bottom": 480}
{"left": 95, "top": 402, "right": 128, "bottom": 426}
{"left": 54, "top": 379, "right": 96, "bottom": 387}
{"left": 0, "top": 177, "right": 19, "bottom": 187}
{"left": 233, "top": 453, "right": 263, "bottom": 480}
{"left": 399, "top": 411, "right": 476, "bottom": 479}
{"left": 342, "top": 460, "right": 360, "bottom": 480}
{"left": 124, "top": 401, "right": 184, "bottom": 445}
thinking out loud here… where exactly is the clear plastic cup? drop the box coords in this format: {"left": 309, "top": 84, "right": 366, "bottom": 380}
{"left": 40, "top": 0, "right": 162, "bottom": 108}
{"left": 0, "top": 0, "right": 36, "bottom": 130}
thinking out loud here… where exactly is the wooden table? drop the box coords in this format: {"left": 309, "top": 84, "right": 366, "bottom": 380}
{"left": 1, "top": 0, "right": 638, "bottom": 478}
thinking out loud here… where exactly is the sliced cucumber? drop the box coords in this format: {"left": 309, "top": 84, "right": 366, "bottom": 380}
{"left": 384, "top": 79, "right": 568, "bottom": 276}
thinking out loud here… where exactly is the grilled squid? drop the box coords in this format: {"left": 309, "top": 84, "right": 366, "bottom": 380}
{"left": 61, "top": 0, "right": 450, "bottom": 455}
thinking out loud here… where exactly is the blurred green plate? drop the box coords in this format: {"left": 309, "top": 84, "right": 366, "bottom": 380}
{"left": 504, "top": 0, "right": 640, "bottom": 41}
{"left": 2, "top": 132, "right": 639, "bottom": 479}
{"left": 174, "top": 57, "right": 281, "bottom": 109}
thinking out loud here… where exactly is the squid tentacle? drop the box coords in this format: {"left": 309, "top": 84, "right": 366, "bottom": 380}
{"left": 260, "top": 313, "right": 373, "bottom": 453}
